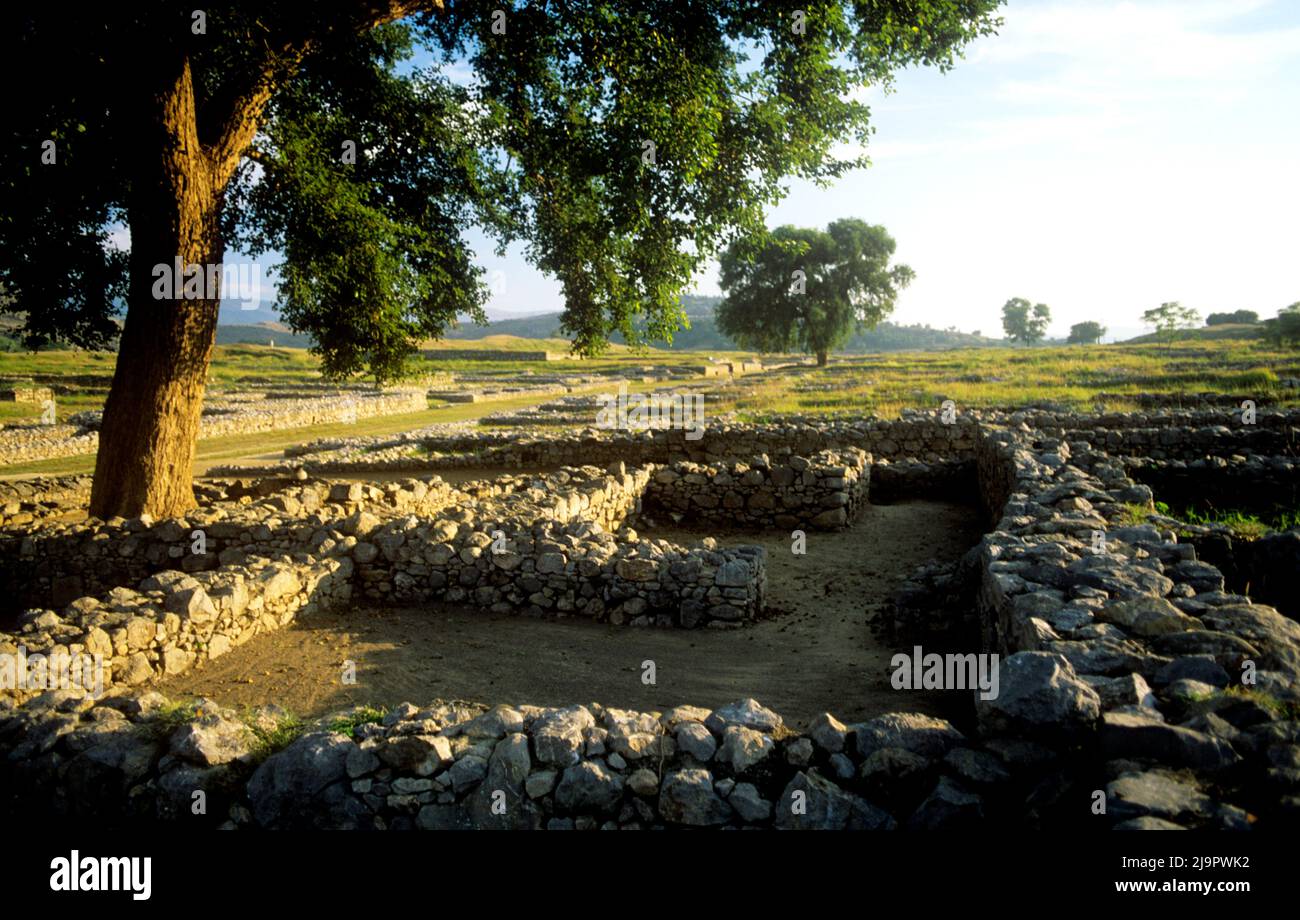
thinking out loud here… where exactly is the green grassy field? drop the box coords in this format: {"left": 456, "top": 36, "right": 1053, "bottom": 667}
{"left": 0, "top": 373, "right": 670, "bottom": 478}
{"left": 725, "top": 340, "right": 1300, "bottom": 420}
{"left": 3, "top": 337, "right": 1298, "bottom": 478}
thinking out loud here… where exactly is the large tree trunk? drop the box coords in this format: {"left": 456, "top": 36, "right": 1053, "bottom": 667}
{"left": 815, "top": 349, "right": 828, "bottom": 367}
{"left": 89, "top": 62, "right": 223, "bottom": 520}
{"left": 87, "top": 5, "right": 437, "bottom": 519}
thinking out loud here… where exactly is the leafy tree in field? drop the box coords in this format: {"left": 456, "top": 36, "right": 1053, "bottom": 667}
{"left": 1001, "top": 298, "right": 1051, "bottom": 344}
{"left": 1261, "top": 303, "right": 1300, "bottom": 347}
{"left": 0, "top": 2, "right": 1002, "bottom": 518}
{"left": 1142, "top": 301, "right": 1200, "bottom": 349}
{"left": 715, "top": 220, "right": 914, "bottom": 366}
{"left": 1205, "top": 309, "right": 1259, "bottom": 326}
{"left": 1066, "top": 321, "right": 1106, "bottom": 344}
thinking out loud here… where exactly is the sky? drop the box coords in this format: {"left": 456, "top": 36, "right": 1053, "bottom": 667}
{"left": 465, "top": 0, "right": 1300, "bottom": 341}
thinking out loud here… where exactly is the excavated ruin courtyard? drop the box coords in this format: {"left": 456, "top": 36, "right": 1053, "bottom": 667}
{"left": 160, "top": 500, "right": 983, "bottom": 726}
{"left": 3, "top": 407, "right": 1299, "bottom": 830}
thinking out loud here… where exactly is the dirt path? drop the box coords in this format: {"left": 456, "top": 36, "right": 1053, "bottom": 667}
{"left": 161, "top": 500, "right": 983, "bottom": 730}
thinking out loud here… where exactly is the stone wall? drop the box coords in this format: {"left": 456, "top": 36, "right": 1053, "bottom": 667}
{"left": 238, "top": 414, "right": 982, "bottom": 481}
{"left": 1122, "top": 454, "right": 1299, "bottom": 514}
{"left": 642, "top": 449, "right": 869, "bottom": 531}
{"left": 0, "top": 476, "right": 465, "bottom": 616}
{"left": 0, "top": 475, "right": 92, "bottom": 527}
{"left": 0, "top": 388, "right": 428, "bottom": 466}
{"left": 421, "top": 349, "right": 561, "bottom": 361}
{"left": 970, "top": 423, "right": 1300, "bottom": 829}
{"left": 353, "top": 465, "right": 767, "bottom": 627}
{"left": 0, "top": 385, "right": 54, "bottom": 404}
{"left": 0, "top": 554, "right": 352, "bottom": 705}
{"left": 4, "top": 410, "right": 1300, "bottom": 830}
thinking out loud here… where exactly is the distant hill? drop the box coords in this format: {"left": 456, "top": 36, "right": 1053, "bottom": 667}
{"left": 1123, "top": 323, "right": 1263, "bottom": 345}
{"left": 422, "top": 334, "right": 633, "bottom": 353}
{"left": 218, "top": 298, "right": 285, "bottom": 327}
{"left": 215, "top": 324, "right": 314, "bottom": 348}
{"left": 447, "top": 295, "right": 1000, "bottom": 352}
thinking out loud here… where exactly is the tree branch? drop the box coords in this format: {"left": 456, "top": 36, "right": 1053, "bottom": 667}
{"left": 206, "top": 0, "right": 446, "bottom": 186}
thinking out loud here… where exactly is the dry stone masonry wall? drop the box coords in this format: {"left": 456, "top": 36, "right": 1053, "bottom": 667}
{"left": 3, "top": 409, "right": 1300, "bottom": 829}
{"left": 0, "top": 387, "right": 427, "bottom": 466}
{"left": 642, "top": 449, "right": 869, "bottom": 530}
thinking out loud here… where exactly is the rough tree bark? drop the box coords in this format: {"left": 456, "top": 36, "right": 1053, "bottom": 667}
{"left": 89, "top": 2, "right": 440, "bottom": 519}
{"left": 90, "top": 60, "right": 224, "bottom": 520}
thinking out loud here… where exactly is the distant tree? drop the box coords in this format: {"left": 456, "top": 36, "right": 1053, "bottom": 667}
{"left": 716, "top": 220, "right": 914, "bottom": 366}
{"left": 1142, "top": 301, "right": 1200, "bottom": 349}
{"left": 1001, "top": 298, "right": 1051, "bottom": 344}
{"left": 1261, "top": 303, "right": 1300, "bottom": 347}
{"left": 1066, "top": 321, "right": 1106, "bottom": 344}
{"left": 1205, "top": 310, "right": 1259, "bottom": 326}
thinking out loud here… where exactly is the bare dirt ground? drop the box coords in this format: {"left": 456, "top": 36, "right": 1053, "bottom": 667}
{"left": 162, "top": 499, "right": 984, "bottom": 731}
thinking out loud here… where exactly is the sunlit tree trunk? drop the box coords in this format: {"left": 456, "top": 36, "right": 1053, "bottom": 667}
{"left": 90, "top": 61, "right": 222, "bottom": 520}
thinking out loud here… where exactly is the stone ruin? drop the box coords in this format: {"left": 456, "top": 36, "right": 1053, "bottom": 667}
{"left": 1, "top": 408, "right": 1298, "bottom": 830}
{"left": 0, "top": 385, "right": 427, "bottom": 466}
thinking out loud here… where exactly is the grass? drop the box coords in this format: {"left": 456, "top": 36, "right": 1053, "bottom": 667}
{"left": 1224, "top": 685, "right": 1300, "bottom": 721}
{"left": 1117, "top": 502, "right": 1157, "bottom": 527}
{"left": 1170, "top": 684, "right": 1300, "bottom": 720}
{"left": 142, "top": 697, "right": 388, "bottom": 762}
{"left": 326, "top": 705, "right": 387, "bottom": 738}
{"left": 728, "top": 340, "right": 1300, "bottom": 420}
{"left": 4, "top": 337, "right": 1299, "bottom": 476}
{"left": 245, "top": 709, "right": 308, "bottom": 762}
{"left": 1161, "top": 504, "right": 1300, "bottom": 539}
{"left": 150, "top": 698, "right": 203, "bottom": 729}
{"left": 1118, "top": 500, "right": 1300, "bottom": 539}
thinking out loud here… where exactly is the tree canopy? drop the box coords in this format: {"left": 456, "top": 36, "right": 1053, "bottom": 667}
{"left": 1205, "top": 309, "right": 1259, "bottom": 326}
{"left": 1142, "top": 301, "right": 1200, "bottom": 347}
{"left": 0, "top": 1, "right": 1001, "bottom": 517}
{"left": 715, "top": 219, "right": 914, "bottom": 366}
{"left": 1001, "top": 298, "right": 1050, "bottom": 344}
{"left": 1261, "top": 303, "right": 1300, "bottom": 347}
{"left": 2, "top": 1, "right": 1001, "bottom": 369}
{"left": 1066, "top": 321, "right": 1106, "bottom": 345}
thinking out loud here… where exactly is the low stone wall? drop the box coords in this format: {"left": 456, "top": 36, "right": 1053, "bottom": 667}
{"left": 5, "top": 463, "right": 772, "bottom": 634}
{"left": 353, "top": 465, "right": 767, "bottom": 627}
{"left": 0, "top": 475, "right": 93, "bottom": 527}
{"left": 1122, "top": 454, "right": 1300, "bottom": 514}
{"left": 969, "top": 423, "right": 1300, "bottom": 829}
{"left": 0, "top": 388, "right": 428, "bottom": 466}
{"left": 5, "top": 410, "right": 1300, "bottom": 830}
{"left": 421, "top": 349, "right": 561, "bottom": 361}
{"left": 0, "top": 385, "right": 54, "bottom": 404}
{"left": 0, "top": 423, "right": 99, "bottom": 466}
{"left": 642, "top": 449, "right": 869, "bottom": 531}
{"left": 234, "top": 414, "right": 981, "bottom": 479}
{"left": 0, "top": 694, "right": 1033, "bottom": 830}
{"left": 228, "top": 408, "right": 1300, "bottom": 483}
{"left": 0, "top": 476, "right": 464, "bottom": 616}
{"left": 1015, "top": 406, "right": 1300, "bottom": 433}
{"left": 0, "top": 554, "right": 352, "bottom": 705}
